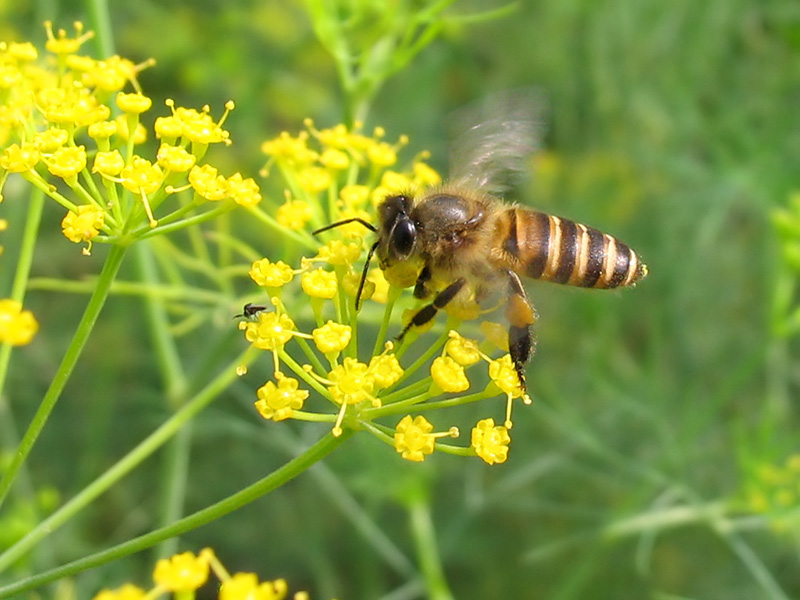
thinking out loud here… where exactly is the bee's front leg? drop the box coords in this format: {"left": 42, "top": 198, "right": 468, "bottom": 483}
{"left": 413, "top": 266, "right": 432, "bottom": 299}
{"left": 398, "top": 277, "right": 466, "bottom": 341}
{"left": 505, "top": 271, "right": 536, "bottom": 393}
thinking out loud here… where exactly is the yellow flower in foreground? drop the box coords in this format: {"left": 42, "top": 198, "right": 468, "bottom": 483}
{"left": 471, "top": 418, "right": 510, "bottom": 465}
{"left": 0, "top": 299, "right": 39, "bottom": 346}
{"left": 255, "top": 375, "right": 309, "bottom": 421}
{"left": 152, "top": 550, "right": 209, "bottom": 592}
{"left": 219, "top": 573, "right": 289, "bottom": 600}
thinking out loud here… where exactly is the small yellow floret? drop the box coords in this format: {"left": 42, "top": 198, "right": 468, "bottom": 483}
{"left": 0, "top": 299, "right": 38, "bottom": 346}
{"left": 394, "top": 415, "right": 436, "bottom": 462}
{"left": 276, "top": 199, "right": 312, "bottom": 230}
{"left": 368, "top": 353, "right": 403, "bottom": 388}
{"left": 34, "top": 127, "right": 69, "bottom": 152}
{"left": 312, "top": 321, "right": 352, "bottom": 354}
{"left": 249, "top": 258, "right": 294, "bottom": 288}
{"left": 301, "top": 268, "right": 338, "bottom": 299}
{"left": 92, "top": 583, "right": 147, "bottom": 600}
{"left": 226, "top": 173, "right": 262, "bottom": 207}
{"left": 316, "top": 240, "right": 361, "bottom": 266}
{"left": 93, "top": 150, "right": 125, "bottom": 176}
{"left": 243, "top": 312, "right": 296, "bottom": 351}
{"left": 156, "top": 144, "right": 196, "bottom": 172}
{"left": 445, "top": 331, "right": 481, "bottom": 366}
{"left": 120, "top": 157, "right": 163, "bottom": 195}
{"left": 188, "top": 164, "right": 228, "bottom": 201}
{"left": 0, "top": 143, "right": 40, "bottom": 172}
{"left": 47, "top": 145, "right": 87, "bottom": 180}
{"left": 255, "top": 375, "right": 309, "bottom": 421}
{"left": 152, "top": 551, "right": 210, "bottom": 593}
{"left": 61, "top": 205, "right": 105, "bottom": 244}
{"left": 297, "top": 166, "right": 332, "bottom": 193}
{"left": 327, "top": 358, "right": 376, "bottom": 406}
{"left": 320, "top": 147, "right": 350, "bottom": 170}
{"left": 116, "top": 92, "right": 152, "bottom": 114}
{"left": 219, "top": 573, "right": 289, "bottom": 600}
{"left": 430, "top": 356, "right": 470, "bottom": 393}
{"left": 488, "top": 354, "right": 524, "bottom": 399}
{"left": 471, "top": 418, "right": 511, "bottom": 465}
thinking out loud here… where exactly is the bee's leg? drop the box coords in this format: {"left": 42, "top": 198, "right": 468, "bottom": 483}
{"left": 505, "top": 271, "right": 536, "bottom": 393}
{"left": 413, "top": 266, "right": 432, "bottom": 299}
{"left": 398, "top": 277, "right": 466, "bottom": 341}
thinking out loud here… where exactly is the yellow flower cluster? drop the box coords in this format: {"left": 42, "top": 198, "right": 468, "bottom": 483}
{"left": 239, "top": 122, "right": 531, "bottom": 465}
{"left": 0, "top": 22, "right": 260, "bottom": 254}
{"left": 92, "top": 547, "right": 312, "bottom": 600}
{"left": 742, "top": 453, "right": 800, "bottom": 534}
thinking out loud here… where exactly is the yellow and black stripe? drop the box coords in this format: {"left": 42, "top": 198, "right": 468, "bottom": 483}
{"left": 502, "top": 208, "right": 647, "bottom": 289}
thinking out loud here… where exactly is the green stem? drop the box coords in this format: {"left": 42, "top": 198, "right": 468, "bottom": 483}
{"left": 0, "top": 186, "right": 44, "bottom": 397}
{"left": 85, "top": 0, "right": 115, "bottom": 57}
{"left": 0, "top": 430, "right": 351, "bottom": 599}
{"left": 134, "top": 242, "right": 192, "bottom": 560}
{"left": 0, "top": 243, "right": 128, "bottom": 511}
{"left": 408, "top": 495, "right": 454, "bottom": 600}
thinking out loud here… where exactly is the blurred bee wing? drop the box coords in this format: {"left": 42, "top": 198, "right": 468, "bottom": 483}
{"left": 446, "top": 89, "right": 548, "bottom": 195}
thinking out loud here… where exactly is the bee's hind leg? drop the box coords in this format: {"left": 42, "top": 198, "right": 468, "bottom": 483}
{"left": 397, "top": 277, "right": 466, "bottom": 341}
{"left": 505, "top": 271, "right": 537, "bottom": 393}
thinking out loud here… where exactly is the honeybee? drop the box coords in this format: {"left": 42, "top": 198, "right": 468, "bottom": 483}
{"left": 315, "top": 91, "right": 647, "bottom": 392}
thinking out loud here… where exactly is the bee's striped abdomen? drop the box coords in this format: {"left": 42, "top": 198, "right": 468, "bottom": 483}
{"left": 505, "top": 208, "right": 647, "bottom": 289}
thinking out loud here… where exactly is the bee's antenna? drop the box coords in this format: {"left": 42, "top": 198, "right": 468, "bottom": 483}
{"left": 355, "top": 240, "right": 379, "bottom": 310}
{"left": 312, "top": 218, "right": 377, "bottom": 235}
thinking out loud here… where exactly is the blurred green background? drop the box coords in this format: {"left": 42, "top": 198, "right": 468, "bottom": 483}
{"left": 2, "top": 0, "right": 800, "bottom": 598}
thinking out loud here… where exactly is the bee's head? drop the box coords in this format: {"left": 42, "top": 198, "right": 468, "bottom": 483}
{"left": 378, "top": 194, "right": 417, "bottom": 264}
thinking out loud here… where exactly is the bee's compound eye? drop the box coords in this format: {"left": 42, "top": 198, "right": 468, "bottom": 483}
{"left": 391, "top": 217, "right": 416, "bottom": 259}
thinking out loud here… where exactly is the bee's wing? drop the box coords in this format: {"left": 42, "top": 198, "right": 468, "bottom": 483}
{"left": 447, "top": 89, "right": 548, "bottom": 195}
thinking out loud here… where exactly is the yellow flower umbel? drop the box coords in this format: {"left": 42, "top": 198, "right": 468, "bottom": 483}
{"left": 93, "top": 547, "right": 308, "bottom": 600}
{"left": 0, "top": 23, "right": 258, "bottom": 253}
{"left": 239, "top": 121, "right": 536, "bottom": 465}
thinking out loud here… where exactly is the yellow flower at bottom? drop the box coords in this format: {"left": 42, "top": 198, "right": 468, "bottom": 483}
{"left": 219, "top": 573, "right": 289, "bottom": 600}
{"left": 0, "top": 299, "right": 39, "bottom": 346}
{"left": 394, "top": 415, "right": 436, "bottom": 462}
{"left": 255, "top": 375, "right": 309, "bottom": 421}
{"left": 152, "top": 551, "right": 209, "bottom": 592}
{"left": 471, "top": 418, "right": 510, "bottom": 465}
